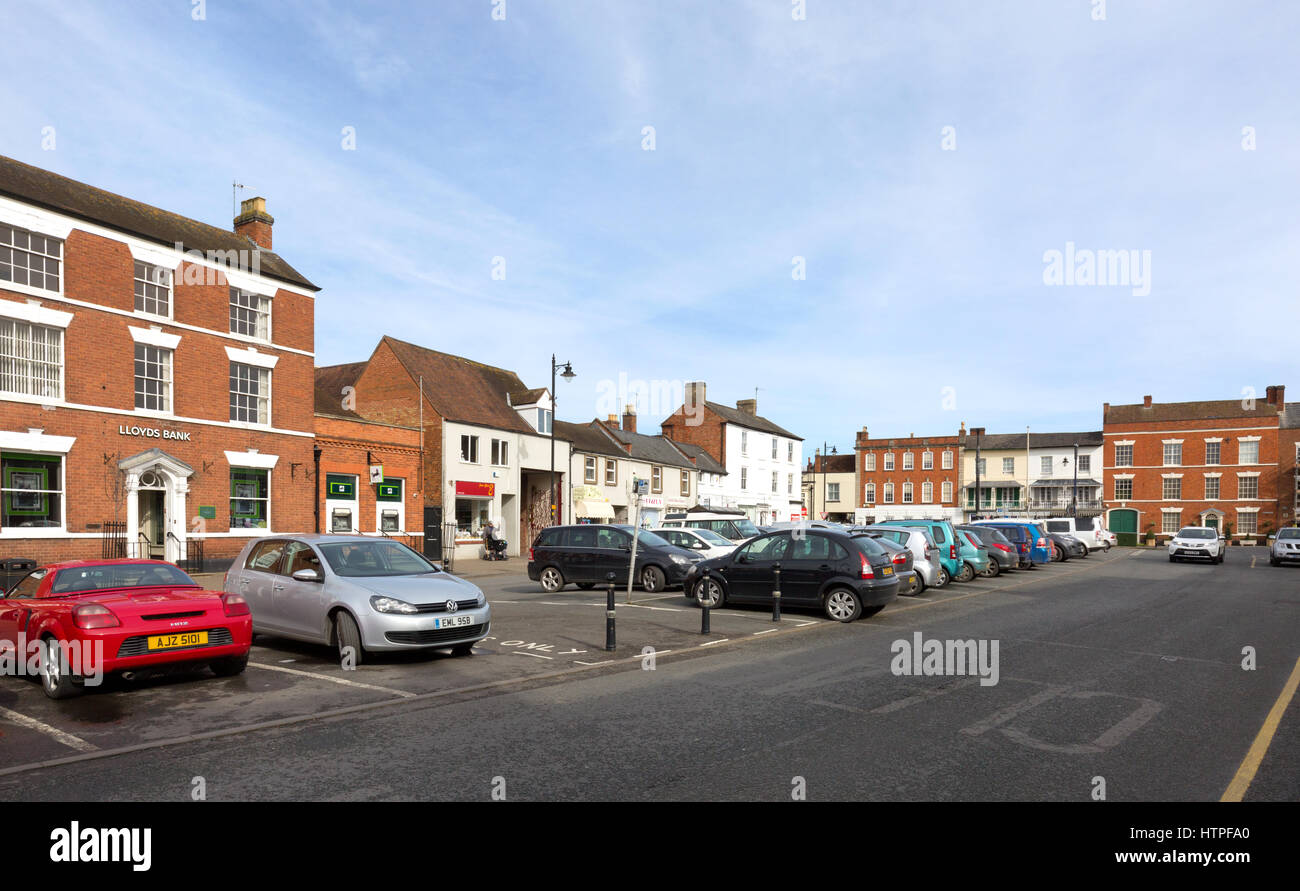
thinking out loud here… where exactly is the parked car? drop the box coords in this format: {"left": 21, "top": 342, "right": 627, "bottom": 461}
{"left": 957, "top": 525, "right": 1014, "bottom": 577}
{"left": 659, "top": 511, "right": 764, "bottom": 543}
{"left": 953, "top": 529, "right": 992, "bottom": 580}
{"left": 871, "top": 536, "right": 921, "bottom": 595}
{"left": 685, "top": 528, "right": 900, "bottom": 622}
{"left": 1167, "top": 527, "right": 1226, "bottom": 564}
{"left": 873, "top": 519, "right": 966, "bottom": 581}
{"left": 1043, "top": 517, "right": 1109, "bottom": 553}
{"left": 528, "top": 524, "right": 700, "bottom": 593}
{"left": 971, "top": 520, "right": 1053, "bottom": 565}
{"left": 0, "top": 559, "right": 252, "bottom": 699}
{"left": 225, "top": 535, "right": 489, "bottom": 665}
{"left": 1047, "top": 531, "right": 1086, "bottom": 561}
{"left": 858, "top": 525, "right": 947, "bottom": 590}
{"left": 1269, "top": 527, "right": 1300, "bottom": 566}
{"left": 652, "top": 526, "right": 738, "bottom": 560}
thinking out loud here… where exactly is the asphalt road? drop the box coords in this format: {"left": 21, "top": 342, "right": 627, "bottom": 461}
{"left": 1, "top": 548, "right": 1295, "bottom": 801}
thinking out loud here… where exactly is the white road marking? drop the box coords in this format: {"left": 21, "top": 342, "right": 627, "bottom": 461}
{"left": 512, "top": 651, "right": 554, "bottom": 660}
{"left": 699, "top": 639, "right": 730, "bottom": 647}
{"left": 248, "top": 662, "right": 417, "bottom": 698}
{"left": 753, "top": 629, "right": 778, "bottom": 635}
{"left": 278, "top": 659, "right": 296, "bottom": 664}
{"left": 574, "top": 660, "right": 615, "bottom": 666}
{"left": 622, "top": 604, "right": 685, "bottom": 613}
{"left": 0, "top": 706, "right": 98, "bottom": 753}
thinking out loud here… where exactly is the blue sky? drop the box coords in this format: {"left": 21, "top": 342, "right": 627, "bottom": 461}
{"left": 3, "top": 0, "right": 1297, "bottom": 452}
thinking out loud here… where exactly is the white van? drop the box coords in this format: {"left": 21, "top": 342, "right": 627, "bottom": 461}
{"left": 1042, "top": 517, "right": 1108, "bottom": 552}
{"left": 659, "top": 510, "right": 763, "bottom": 543}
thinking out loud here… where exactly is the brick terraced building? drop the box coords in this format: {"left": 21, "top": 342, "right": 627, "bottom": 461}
{"left": 1102, "top": 388, "right": 1286, "bottom": 544}
{"left": 0, "top": 155, "right": 318, "bottom": 567}
{"left": 854, "top": 425, "right": 966, "bottom": 523}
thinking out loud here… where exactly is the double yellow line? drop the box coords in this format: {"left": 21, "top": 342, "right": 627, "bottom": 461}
{"left": 1221, "top": 655, "right": 1300, "bottom": 801}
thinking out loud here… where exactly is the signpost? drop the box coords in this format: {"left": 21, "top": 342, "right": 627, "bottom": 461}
{"left": 627, "top": 477, "right": 649, "bottom": 602}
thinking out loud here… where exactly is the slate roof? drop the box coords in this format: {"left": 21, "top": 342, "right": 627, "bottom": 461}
{"left": 509, "top": 388, "right": 548, "bottom": 406}
{"left": 597, "top": 423, "right": 697, "bottom": 469}
{"left": 554, "top": 420, "right": 625, "bottom": 459}
{"left": 1104, "top": 399, "right": 1281, "bottom": 425}
{"left": 0, "top": 154, "right": 317, "bottom": 291}
{"left": 1282, "top": 405, "right": 1300, "bottom": 429}
{"left": 667, "top": 439, "right": 728, "bottom": 475}
{"left": 806, "top": 454, "right": 855, "bottom": 474}
{"left": 703, "top": 401, "right": 801, "bottom": 439}
{"left": 974, "top": 431, "right": 1104, "bottom": 450}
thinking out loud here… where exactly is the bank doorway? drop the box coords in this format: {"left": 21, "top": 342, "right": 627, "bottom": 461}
{"left": 137, "top": 486, "right": 166, "bottom": 559}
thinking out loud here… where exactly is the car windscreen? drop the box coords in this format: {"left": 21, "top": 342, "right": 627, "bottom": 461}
{"left": 637, "top": 531, "right": 671, "bottom": 548}
{"left": 1177, "top": 528, "right": 1216, "bottom": 539}
{"left": 733, "top": 519, "right": 762, "bottom": 537}
{"left": 318, "top": 540, "right": 440, "bottom": 577}
{"left": 51, "top": 563, "right": 198, "bottom": 595}
{"left": 1277, "top": 528, "right": 1300, "bottom": 540}
{"left": 693, "top": 528, "right": 733, "bottom": 546}
{"left": 851, "top": 535, "right": 888, "bottom": 557}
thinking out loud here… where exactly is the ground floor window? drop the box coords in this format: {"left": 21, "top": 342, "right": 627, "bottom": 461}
{"left": 231, "top": 468, "right": 270, "bottom": 529}
{"left": 456, "top": 497, "right": 491, "bottom": 537}
{"left": 1237, "top": 512, "right": 1258, "bottom": 535}
{"left": 1, "top": 452, "right": 63, "bottom": 529}
{"left": 1162, "top": 511, "right": 1181, "bottom": 534}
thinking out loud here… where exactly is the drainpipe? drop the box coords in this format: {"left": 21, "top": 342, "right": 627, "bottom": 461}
{"left": 313, "top": 446, "right": 322, "bottom": 534}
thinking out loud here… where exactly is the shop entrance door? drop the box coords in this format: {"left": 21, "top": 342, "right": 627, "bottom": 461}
{"left": 138, "top": 489, "right": 166, "bottom": 559}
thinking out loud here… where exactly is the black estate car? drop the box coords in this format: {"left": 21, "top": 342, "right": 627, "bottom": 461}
{"left": 527, "top": 524, "right": 701, "bottom": 593}
{"left": 683, "top": 528, "right": 900, "bottom": 622}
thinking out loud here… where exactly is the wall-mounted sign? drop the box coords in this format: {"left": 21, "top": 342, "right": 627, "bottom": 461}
{"left": 377, "top": 479, "right": 403, "bottom": 501}
{"left": 118, "top": 425, "right": 192, "bottom": 441}
{"left": 198, "top": 506, "right": 216, "bottom": 520}
{"left": 455, "top": 481, "right": 495, "bottom": 497}
{"left": 369, "top": 465, "right": 384, "bottom": 484}
{"left": 641, "top": 496, "right": 666, "bottom": 509}
{"left": 326, "top": 474, "right": 356, "bottom": 498}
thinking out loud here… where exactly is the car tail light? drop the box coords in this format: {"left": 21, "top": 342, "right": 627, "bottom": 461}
{"left": 1018, "top": 542, "right": 1028, "bottom": 553}
{"left": 529, "top": 547, "right": 535, "bottom": 561}
{"left": 221, "top": 592, "right": 251, "bottom": 618}
{"left": 1037, "top": 537, "right": 1047, "bottom": 548}
{"left": 860, "top": 552, "right": 874, "bottom": 579}
{"left": 73, "top": 603, "right": 120, "bottom": 630}
{"left": 950, "top": 544, "right": 957, "bottom": 559}
{"left": 994, "top": 542, "right": 1013, "bottom": 552}
{"left": 892, "top": 552, "right": 907, "bottom": 565}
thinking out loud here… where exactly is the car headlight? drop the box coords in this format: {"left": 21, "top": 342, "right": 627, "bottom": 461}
{"left": 476, "top": 591, "right": 486, "bottom": 606}
{"left": 370, "top": 595, "right": 419, "bottom": 614}
{"left": 670, "top": 553, "right": 691, "bottom": 565}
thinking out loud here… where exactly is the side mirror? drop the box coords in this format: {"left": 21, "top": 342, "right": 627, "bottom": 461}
{"left": 292, "top": 568, "right": 321, "bottom": 583}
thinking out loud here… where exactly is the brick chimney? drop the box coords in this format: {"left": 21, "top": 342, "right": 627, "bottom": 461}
{"left": 1143, "top": 395, "right": 1153, "bottom": 408}
{"left": 622, "top": 404, "right": 637, "bottom": 433}
{"left": 606, "top": 413, "right": 618, "bottom": 424}
{"left": 736, "top": 398, "right": 757, "bottom": 415}
{"left": 1276, "top": 385, "right": 1286, "bottom": 409}
{"left": 234, "top": 197, "right": 274, "bottom": 250}
{"left": 1103, "top": 402, "right": 1110, "bottom": 414}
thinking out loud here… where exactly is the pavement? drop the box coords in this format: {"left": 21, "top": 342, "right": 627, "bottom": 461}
{"left": 1, "top": 548, "right": 1295, "bottom": 801}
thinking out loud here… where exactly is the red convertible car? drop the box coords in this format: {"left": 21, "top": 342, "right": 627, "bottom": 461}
{"left": 0, "top": 559, "right": 252, "bottom": 699}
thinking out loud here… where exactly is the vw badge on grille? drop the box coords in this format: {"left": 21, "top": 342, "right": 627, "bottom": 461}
{"left": 445, "top": 599, "right": 458, "bottom": 613}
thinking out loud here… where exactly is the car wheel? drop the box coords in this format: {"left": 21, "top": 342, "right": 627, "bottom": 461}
{"left": 335, "top": 611, "right": 364, "bottom": 667}
{"left": 539, "top": 566, "right": 565, "bottom": 593}
{"left": 936, "top": 567, "right": 951, "bottom": 587}
{"left": 641, "top": 565, "right": 666, "bottom": 593}
{"left": 1168, "top": 555, "right": 1176, "bottom": 563}
{"left": 1218, "top": 551, "right": 1225, "bottom": 564}
{"left": 695, "top": 577, "right": 725, "bottom": 608}
{"left": 905, "top": 574, "right": 922, "bottom": 596}
{"left": 39, "top": 637, "right": 81, "bottom": 700}
{"left": 985, "top": 560, "right": 1001, "bottom": 578}
{"left": 1270, "top": 556, "right": 1279, "bottom": 566}
{"left": 210, "top": 653, "right": 249, "bottom": 677}
{"left": 824, "top": 588, "right": 863, "bottom": 623}
{"left": 451, "top": 642, "right": 475, "bottom": 656}
{"left": 956, "top": 562, "right": 975, "bottom": 583}
{"left": 577, "top": 582, "right": 595, "bottom": 590}
{"left": 1052, "top": 546, "right": 1064, "bottom": 562}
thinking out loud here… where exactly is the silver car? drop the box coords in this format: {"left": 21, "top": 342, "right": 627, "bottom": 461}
{"left": 1269, "top": 527, "right": 1300, "bottom": 566}
{"left": 224, "top": 535, "right": 490, "bottom": 664}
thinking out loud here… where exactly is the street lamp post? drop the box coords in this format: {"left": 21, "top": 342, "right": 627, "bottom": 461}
{"left": 548, "top": 355, "right": 575, "bottom": 527}
{"left": 971, "top": 427, "right": 985, "bottom": 520}
{"left": 1072, "top": 441, "right": 1079, "bottom": 517}
{"left": 821, "top": 443, "right": 836, "bottom": 520}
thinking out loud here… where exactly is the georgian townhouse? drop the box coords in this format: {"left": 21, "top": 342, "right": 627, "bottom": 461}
{"left": 594, "top": 408, "right": 699, "bottom": 526}
{"left": 1102, "top": 389, "right": 1286, "bottom": 544}
{"left": 329, "top": 336, "right": 569, "bottom": 560}
{"left": 0, "top": 156, "right": 318, "bottom": 567}
{"left": 802, "top": 452, "right": 856, "bottom": 522}
{"left": 659, "top": 382, "right": 803, "bottom": 524}
{"left": 855, "top": 425, "right": 964, "bottom": 523}
{"left": 557, "top": 419, "right": 627, "bottom": 523}
{"left": 960, "top": 430, "right": 1104, "bottom": 519}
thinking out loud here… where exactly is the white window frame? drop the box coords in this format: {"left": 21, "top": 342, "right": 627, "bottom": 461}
{"left": 884, "top": 453, "right": 895, "bottom": 471}
{"left": 1203, "top": 475, "right": 1220, "bottom": 500}
{"left": 864, "top": 453, "right": 876, "bottom": 471}
{"left": 922, "top": 481, "right": 933, "bottom": 503}
{"left": 229, "top": 287, "right": 272, "bottom": 342}
{"left": 1002, "top": 457, "right": 1014, "bottom": 474}
{"left": 229, "top": 361, "right": 271, "bottom": 426}
{"left": 0, "top": 447, "right": 70, "bottom": 536}
{"left": 1114, "top": 443, "right": 1134, "bottom": 467}
{"left": 1, "top": 223, "right": 64, "bottom": 296}
{"left": 490, "top": 438, "right": 509, "bottom": 467}
{"left": 1237, "top": 473, "right": 1259, "bottom": 500}
{"left": 1238, "top": 438, "right": 1260, "bottom": 465}
{"left": 883, "top": 482, "right": 895, "bottom": 504}
{"left": 133, "top": 261, "right": 173, "bottom": 319}
{"left": 827, "top": 482, "right": 840, "bottom": 503}
{"left": 941, "top": 480, "right": 953, "bottom": 503}
{"left": 460, "top": 434, "right": 480, "bottom": 464}
{"left": 902, "top": 482, "right": 914, "bottom": 504}
{"left": 0, "top": 316, "right": 64, "bottom": 401}
{"left": 902, "top": 452, "right": 914, "bottom": 471}
{"left": 133, "top": 343, "right": 173, "bottom": 415}
{"left": 1162, "top": 440, "right": 1183, "bottom": 466}
{"left": 922, "top": 451, "right": 934, "bottom": 470}
{"left": 864, "top": 483, "right": 876, "bottom": 503}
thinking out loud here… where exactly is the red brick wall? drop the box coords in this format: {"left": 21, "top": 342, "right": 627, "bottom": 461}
{"left": 660, "top": 405, "right": 726, "bottom": 466}
{"left": 1278, "top": 426, "right": 1300, "bottom": 527}
{"left": 856, "top": 431, "right": 963, "bottom": 509}
{"left": 1103, "top": 414, "right": 1281, "bottom": 536}
{"left": 314, "top": 414, "right": 423, "bottom": 536}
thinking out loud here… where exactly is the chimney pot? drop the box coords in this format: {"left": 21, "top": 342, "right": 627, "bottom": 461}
{"left": 234, "top": 196, "right": 274, "bottom": 250}
{"left": 622, "top": 404, "right": 637, "bottom": 433}
{"left": 1276, "top": 385, "right": 1286, "bottom": 409}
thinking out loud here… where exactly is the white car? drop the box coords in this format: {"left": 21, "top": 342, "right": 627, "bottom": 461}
{"left": 1167, "top": 527, "right": 1225, "bottom": 564}
{"left": 652, "top": 527, "right": 738, "bottom": 561}
{"left": 1044, "top": 517, "right": 1109, "bottom": 553}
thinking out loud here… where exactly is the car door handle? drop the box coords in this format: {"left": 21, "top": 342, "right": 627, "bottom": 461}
{"left": 818, "top": 564, "right": 831, "bottom": 570}
{"left": 273, "top": 584, "right": 285, "bottom": 591}
{"left": 240, "top": 578, "right": 250, "bottom": 585}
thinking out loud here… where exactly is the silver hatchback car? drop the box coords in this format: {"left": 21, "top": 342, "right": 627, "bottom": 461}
{"left": 224, "top": 535, "right": 490, "bottom": 664}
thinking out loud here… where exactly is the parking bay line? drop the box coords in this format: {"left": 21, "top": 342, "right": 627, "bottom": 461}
{"left": 248, "top": 662, "right": 418, "bottom": 699}
{"left": 1221, "top": 655, "right": 1300, "bottom": 802}
{"left": 0, "top": 706, "right": 98, "bottom": 753}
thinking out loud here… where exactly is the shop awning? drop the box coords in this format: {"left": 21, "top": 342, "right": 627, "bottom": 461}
{"left": 1031, "top": 479, "right": 1100, "bottom": 488}
{"left": 574, "top": 498, "right": 615, "bottom": 519}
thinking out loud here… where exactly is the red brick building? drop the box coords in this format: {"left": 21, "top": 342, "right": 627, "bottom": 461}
{"left": 0, "top": 155, "right": 318, "bottom": 567}
{"left": 854, "top": 425, "right": 967, "bottom": 522}
{"left": 1102, "top": 389, "right": 1286, "bottom": 543}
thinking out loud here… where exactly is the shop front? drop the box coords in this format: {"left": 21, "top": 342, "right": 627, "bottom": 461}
{"left": 454, "top": 480, "right": 495, "bottom": 559}
{"left": 573, "top": 484, "right": 615, "bottom": 524}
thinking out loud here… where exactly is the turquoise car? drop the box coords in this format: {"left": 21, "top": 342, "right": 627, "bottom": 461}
{"left": 954, "top": 528, "right": 992, "bottom": 581}
{"left": 874, "top": 519, "right": 969, "bottom": 582}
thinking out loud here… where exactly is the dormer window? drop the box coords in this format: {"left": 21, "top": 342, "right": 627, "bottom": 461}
{"left": 537, "top": 408, "right": 553, "bottom": 434}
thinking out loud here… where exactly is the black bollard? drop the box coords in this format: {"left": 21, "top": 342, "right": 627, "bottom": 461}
{"left": 772, "top": 561, "right": 782, "bottom": 622}
{"left": 605, "top": 571, "right": 616, "bottom": 651}
{"left": 698, "top": 572, "right": 711, "bottom": 634}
